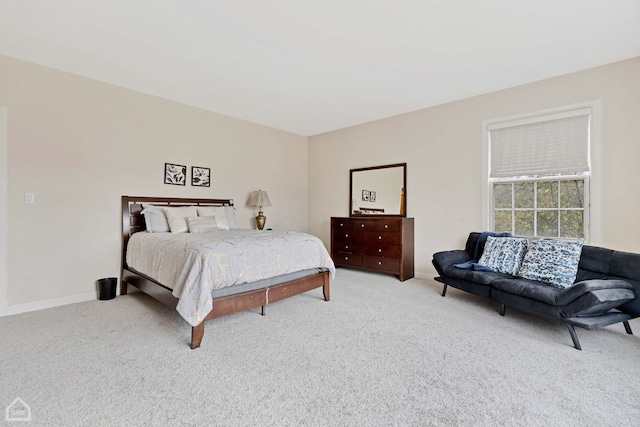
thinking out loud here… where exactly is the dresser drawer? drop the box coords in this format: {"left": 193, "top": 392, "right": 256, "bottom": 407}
{"left": 331, "top": 218, "right": 353, "bottom": 230}
{"left": 374, "top": 219, "right": 402, "bottom": 232}
{"left": 334, "top": 253, "right": 363, "bottom": 267}
{"left": 333, "top": 240, "right": 363, "bottom": 254}
{"left": 364, "top": 231, "right": 401, "bottom": 245}
{"left": 332, "top": 230, "right": 363, "bottom": 243}
{"left": 364, "top": 255, "right": 400, "bottom": 273}
{"left": 364, "top": 243, "right": 401, "bottom": 258}
{"left": 352, "top": 219, "right": 375, "bottom": 231}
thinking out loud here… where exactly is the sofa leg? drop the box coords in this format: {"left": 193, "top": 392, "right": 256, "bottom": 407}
{"left": 441, "top": 283, "right": 448, "bottom": 297}
{"left": 623, "top": 320, "right": 633, "bottom": 335}
{"left": 499, "top": 304, "right": 505, "bottom": 316}
{"left": 566, "top": 324, "right": 582, "bottom": 351}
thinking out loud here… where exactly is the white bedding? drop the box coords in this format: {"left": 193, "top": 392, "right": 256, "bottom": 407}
{"left": 126, "top": 229, "right": 335, "bottom": 326}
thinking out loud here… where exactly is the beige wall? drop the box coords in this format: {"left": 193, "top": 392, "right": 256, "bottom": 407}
{"left": 2, "top": 54, "right": 639, "bottom": 308}
{"left": 0, "top": 55, "right": 308, "bottom": 307}
{"left": 308, "top": 57, "right": 640, "bottom": 278}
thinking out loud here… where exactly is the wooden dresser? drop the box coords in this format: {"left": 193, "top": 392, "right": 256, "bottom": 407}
{"left": 331, "top": 217, "right": 414, "bottom": 281}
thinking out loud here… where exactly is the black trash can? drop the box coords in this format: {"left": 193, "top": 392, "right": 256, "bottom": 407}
{"left": 97, "top": 277, "right": 117, "bottom": 300}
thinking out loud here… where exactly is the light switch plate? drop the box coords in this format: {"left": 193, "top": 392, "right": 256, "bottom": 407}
{"left": 24, "top": 193, "right": 35, "bottom": 204}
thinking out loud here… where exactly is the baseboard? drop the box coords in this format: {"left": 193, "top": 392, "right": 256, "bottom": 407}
{"left": 415, "top": 271, "right": 437, "bottom": 281}
{"left": 3, "top": 292, "right": 99, "bottom": 317}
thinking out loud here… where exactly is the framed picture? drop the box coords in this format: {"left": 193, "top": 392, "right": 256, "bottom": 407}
{"left": 164, "top": 163, "right": 186, "bottom": 186}
{"left": 370, "top": 191, "right": 376, "bottom": 202}
{"left": 191, "top": 166, "right": 211, "bottom": 187}
{"left": 362, "top": 190, "right": 370, "bottom": 202}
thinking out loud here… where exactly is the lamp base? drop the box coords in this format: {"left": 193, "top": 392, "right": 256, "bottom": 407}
{"left": 256, "top": 211, "right": 266, "bottom": 230}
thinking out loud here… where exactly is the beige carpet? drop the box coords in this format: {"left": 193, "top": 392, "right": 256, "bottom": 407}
{"left": 1, "top": 269, "right": 639, "bottom": 426}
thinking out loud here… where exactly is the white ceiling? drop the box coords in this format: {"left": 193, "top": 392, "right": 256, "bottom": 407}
{"left": 1, "top": 1, "right": 639, "bottom": 136}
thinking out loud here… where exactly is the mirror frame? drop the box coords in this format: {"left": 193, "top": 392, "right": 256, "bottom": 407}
{"left": 349, "top": 163, "right": 407, "bottom": 217}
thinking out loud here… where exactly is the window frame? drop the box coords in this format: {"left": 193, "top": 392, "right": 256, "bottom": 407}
{"left": 482, "top": 101, "right": 602, "bottom": 244}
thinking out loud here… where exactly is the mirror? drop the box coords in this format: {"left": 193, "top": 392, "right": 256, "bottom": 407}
{"left": 350, "top": 163, "right": 406, "bottom": 216}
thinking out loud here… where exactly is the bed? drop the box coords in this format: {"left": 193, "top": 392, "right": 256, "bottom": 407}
{"left": 120, "top": 196, "right": 334, "bottom": 349}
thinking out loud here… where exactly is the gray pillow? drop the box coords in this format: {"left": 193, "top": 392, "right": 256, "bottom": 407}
{"left": 141, "top": 204, "right": 170, "bottom": 233}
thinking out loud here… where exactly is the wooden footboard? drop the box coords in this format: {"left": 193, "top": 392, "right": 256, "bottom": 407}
{"left": 190, "top": 270, "right": 330, "bottom": 349}
{"left": 123, "top": 266, "right": 330, "bottom": 349}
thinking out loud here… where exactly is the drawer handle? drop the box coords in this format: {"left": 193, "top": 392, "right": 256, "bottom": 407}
{"left": 361, "top": 224, "right": 365, "bottom": 228}
{"left": 345, "top": 245, "right": 349, "bottom": 249}
{"left": 340, "top": 223, "right": 344, "bottom": 227}
{"left": 345, "top": 234, "right": 349, "bottom": 238}
{"left": 378, "top": 249, "right": 382, "bottom": 252}
{"left": 384, "top": 224, "right": 389, "bottom": 228}
{"left": 378, "top": 261, "right": 382, "bottom": 265}
{"left": 378, "top": 236, "right": 382, "bottom": 240}
{"left": 345, "top": 256, "right": 349, "bottom": 260}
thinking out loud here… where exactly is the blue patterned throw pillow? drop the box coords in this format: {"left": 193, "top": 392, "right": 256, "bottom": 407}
{"left": 477, "top": 236, "right": 529, "bottom": 275}
{"left": 517, "top": 239, "right": 584, "bottom": 288}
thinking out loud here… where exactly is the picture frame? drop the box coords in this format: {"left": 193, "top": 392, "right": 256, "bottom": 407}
{"left": 191, "top": 166, "right": 211, "bottom": 187}
{"left": 362, "top": 190, "right": 370, "bottom": 202}
{"left": 370, "top": 191, "right": 376, "bottom": 202}
{"left": 164, "top": 163, "right": 186, "bottom": 186}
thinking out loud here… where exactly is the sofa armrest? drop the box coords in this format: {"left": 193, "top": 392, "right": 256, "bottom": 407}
{"left": 555, "top": 279, "right": 633, "bottom": 306}
{"left": 432, "top": 250, "right": 472, "bottom": 277}
{"left": 562, "top": 288, "right": 635, "bottom": 318}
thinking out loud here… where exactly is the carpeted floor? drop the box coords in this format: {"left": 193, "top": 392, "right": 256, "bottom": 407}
{"left": 1, "top": 269, "right": 639, "bottom": 426}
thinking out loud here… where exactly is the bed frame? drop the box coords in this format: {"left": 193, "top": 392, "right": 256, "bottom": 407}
{"left": 120, "top": 195, "right": 330, "bottom": 349}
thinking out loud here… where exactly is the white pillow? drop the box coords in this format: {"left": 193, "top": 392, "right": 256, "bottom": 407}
{"left": 187, "top": 216, "right": 220, "bottom": 233}
{"left": 163, "top": 206, "right": 198, "bottom": 233}
{"left": 141, "top": 204, "right": 170, "bottom": 233}
{"left": 224, "top": 206, "right": 238, "bottom": 229}
{"left": 196, "top": 206, "right": 231, "bottom": 230}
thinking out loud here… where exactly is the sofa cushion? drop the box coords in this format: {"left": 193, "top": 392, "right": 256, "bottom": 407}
{"left": 517, "top": 239, "right": 583, "bottom": 288}
{"left": 492, "top": 278, "right": 564, "bottom": 306}
{"left": 444, "top": 266, "right": 512, "bottom": 285}
{"left": 490, "top": 288, "right": 568, "bottom": 320}
{"left": 610, "top": 250, "right": 640, "bottom": 282}
{"left": 578, "top": 245, "right": 613, "bottom": 275}
{"left": 477, "top": 236, "right": 528, "bottom": 275}
{"left": 440, "top": 275, "right": 493, "bottom": 298}
{"left": 464, "top": 233, "right": 482, "bottom": 259}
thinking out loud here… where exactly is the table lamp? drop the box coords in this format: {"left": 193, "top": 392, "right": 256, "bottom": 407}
{"left": 248, "top": 190, "right": 272, "bottom": 230}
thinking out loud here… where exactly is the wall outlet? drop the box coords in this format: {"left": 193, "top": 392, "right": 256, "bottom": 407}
{"left": 24, "top": 193, "right": 35, "bottom": 204}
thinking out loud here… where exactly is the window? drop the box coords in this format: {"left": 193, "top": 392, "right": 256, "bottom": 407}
{"left": 485, "top": 106, "right": 596, "bottom": 240}
{"left": 493, "top": 178, "right": 586, "bottom": 238}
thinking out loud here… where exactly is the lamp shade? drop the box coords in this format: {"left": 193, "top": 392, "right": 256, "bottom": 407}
{"left": 248, "top": 190, "right": 272, "bottom": 208}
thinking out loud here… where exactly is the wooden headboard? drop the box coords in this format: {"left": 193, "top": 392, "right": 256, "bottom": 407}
{"left": 121, "top": 195, "right": 235, "bottom": 270}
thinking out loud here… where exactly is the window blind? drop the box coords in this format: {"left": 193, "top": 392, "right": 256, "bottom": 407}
{"left": 489, "top": 111, "right": 590, "bottom": 178}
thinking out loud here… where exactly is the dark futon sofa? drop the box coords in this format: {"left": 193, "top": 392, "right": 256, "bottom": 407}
{"left": 432, "top": 232, "right": 640, "bottom": 350}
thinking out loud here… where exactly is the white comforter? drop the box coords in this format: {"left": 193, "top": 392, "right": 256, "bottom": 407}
{"left": 126, "top": 230, "right": 335, "bottom": 326}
